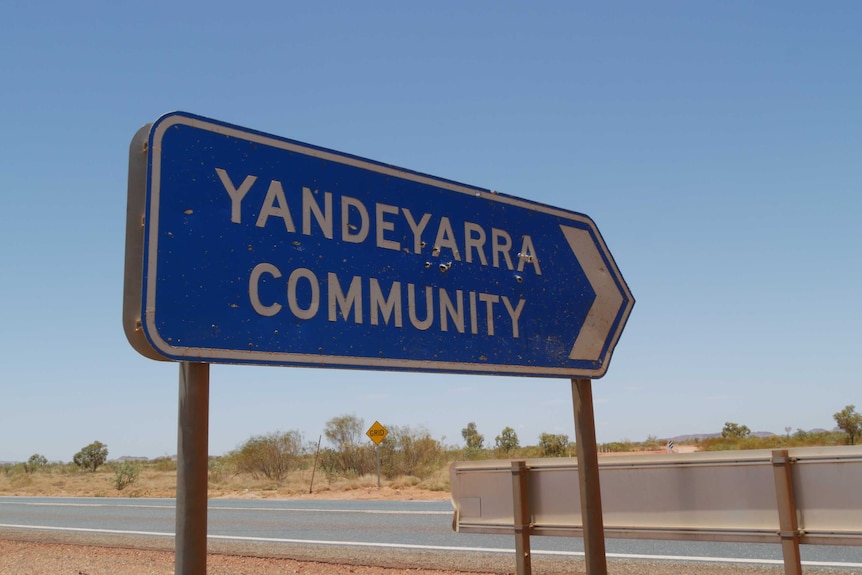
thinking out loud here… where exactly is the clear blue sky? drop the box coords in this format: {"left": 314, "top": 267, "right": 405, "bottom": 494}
{"left": 1, "top": 2, "right": 860, "bottom": 462}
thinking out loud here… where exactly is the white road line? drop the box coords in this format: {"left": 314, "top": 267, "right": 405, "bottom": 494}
{"left": 0, "top": 523, "right": 172, "bottom": 538}
{"left": 1, "top": 524, "right": 860, "bottom": 569}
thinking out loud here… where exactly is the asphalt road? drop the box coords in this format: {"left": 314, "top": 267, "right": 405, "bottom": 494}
{"left": 1, "top": 497, "right": 860, "bottom": 571}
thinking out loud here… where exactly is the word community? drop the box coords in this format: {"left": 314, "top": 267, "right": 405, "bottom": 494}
{"left": 216, "top": 168, "right": 543, "bottom": 339}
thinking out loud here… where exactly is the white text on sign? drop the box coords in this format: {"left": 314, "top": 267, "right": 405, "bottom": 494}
{"left": 217, "top": 168, "right": 537, "bottom": 340}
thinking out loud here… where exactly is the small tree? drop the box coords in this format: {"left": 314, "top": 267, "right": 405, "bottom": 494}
{"left": 538, "top": 433, "right": 569, "bottom": 457}
{"left": 494, "top": 427, "right": 520, "bottom": 456}
{"left": 721, "top": 422, "right": 751, "bottom": 440}
{"left": 73, "top": 441, "right": 108, "bottom": 472}
{"left": 834, "top": 405, "right": 862, "bottom": 445}
{"left": 461, "top": 422, "right": 484, "bottom": 450}
{"left": 24, "top": 454, "right": 48, "bottom": 474}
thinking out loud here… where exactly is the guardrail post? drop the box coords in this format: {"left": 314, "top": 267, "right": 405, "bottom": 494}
{"left": 512, "top": 460, "right": 532, "bottom": 575}
{"left": 772, "top": 449, "right": 802, "bottom": 575}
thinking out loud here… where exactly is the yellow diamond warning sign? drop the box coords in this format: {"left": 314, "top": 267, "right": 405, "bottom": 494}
{"left": 366, "top": 421, "right": 388, "bottom": 445}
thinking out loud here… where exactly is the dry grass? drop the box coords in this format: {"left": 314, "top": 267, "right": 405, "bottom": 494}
{"left": 0, "top": 463, "right": 451, "bottom": 501}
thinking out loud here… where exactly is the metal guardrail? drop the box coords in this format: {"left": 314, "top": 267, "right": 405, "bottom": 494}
{"left": 450, "top": 446, "right": 862, "bottom": 573}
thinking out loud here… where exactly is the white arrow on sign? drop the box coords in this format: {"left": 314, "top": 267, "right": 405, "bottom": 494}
{"left": 561, "top": 225, "right": 627, "bottom": 363}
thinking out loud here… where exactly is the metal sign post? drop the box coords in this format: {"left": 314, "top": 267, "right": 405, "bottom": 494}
{"left": 175, "top": 362, "right": 210, "bottom": 575}
{"left": 572, "top": 378, "right": 608, "bottom": 575}
{"left": 375, "top": 445, "right": 381, "bottom": 488}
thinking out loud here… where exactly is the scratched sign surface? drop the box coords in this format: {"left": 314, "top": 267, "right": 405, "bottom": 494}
{"left": 125, "top": 112, "right": 633, "bottom": 378}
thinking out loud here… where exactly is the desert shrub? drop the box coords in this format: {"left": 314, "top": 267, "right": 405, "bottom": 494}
{"left": 208, "top": 458, "right": 230, "bottom": 484}
{"left": 231, "top": 430, "right": 304, "bottom": 482}
{"left": 538, "top": 433, "right": 571, "bottom": 457}
{"left": 318, "top": 445, "right": 377, "bottom": 479}
{"left": 322, "top": 414, "right": 377, "bottom": 478}
{"left": 2, "top": 463, "right": 26, "bottom": 477}
{"left": 113, "top": 461, "right": 140, "bottom": 490}
{"left": 24, "top": 454, "right": 48, "bottom": 474}
{"left": 151, "top": 457, "right": 177, "bottom": 472}
{"left": 602, "top": 441, "right": 635, "bottom": 453}
{"left": 379, "top": 425, "right": 444, "bottom": 480}
{"left": 642, "top": 435, "right": 662, "bottom": 450}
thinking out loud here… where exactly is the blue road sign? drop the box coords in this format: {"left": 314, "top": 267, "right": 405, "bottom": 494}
{"left": 124, "top": 112, "right": 634, "bottom": 378}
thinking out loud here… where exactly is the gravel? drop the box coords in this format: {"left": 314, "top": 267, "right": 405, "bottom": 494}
{"left": 3, "top": 527, "right": 845, "bottom": 575}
